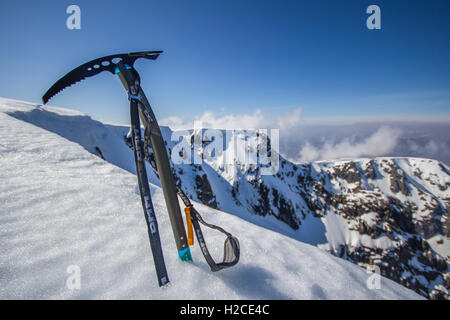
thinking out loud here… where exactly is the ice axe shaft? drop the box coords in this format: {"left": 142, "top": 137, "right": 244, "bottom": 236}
{"left": 116, "top": 62, "right": 191, "bottom": 259}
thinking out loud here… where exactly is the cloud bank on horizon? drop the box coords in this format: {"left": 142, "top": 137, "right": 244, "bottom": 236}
{"left": 160, "top": 108, "right": 450, "bottom": 165}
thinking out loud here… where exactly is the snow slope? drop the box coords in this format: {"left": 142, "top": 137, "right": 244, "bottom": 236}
{"left": 0, "top": 97, "right": 421, "bottom": 299}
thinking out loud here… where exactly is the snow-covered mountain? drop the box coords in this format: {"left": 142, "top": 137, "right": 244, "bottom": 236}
{"left": 163, "top": 133, "right": 450, "bottom": 300}
{"left": 0, "top": 97, "right": 433, "bottom": 299}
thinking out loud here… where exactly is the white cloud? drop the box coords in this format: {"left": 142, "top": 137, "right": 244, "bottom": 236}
{"left": 296, "top": 126, "right": 402, "bottom": 162}
{"left": 159, "top": 108, "right": 450, "bottom": 165}
{"left": 160, "top": 107, "right": 302, "bottom": 131}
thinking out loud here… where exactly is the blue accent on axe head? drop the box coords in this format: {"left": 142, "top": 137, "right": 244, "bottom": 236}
{"left": 114, "top": 64, "right": 132, "bottom": 74}
{"left": 178, "top": 247, "right": 193, "bottom": 261}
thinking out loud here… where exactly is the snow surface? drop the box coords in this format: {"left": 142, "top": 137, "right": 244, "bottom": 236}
{"left": 0, "top": 98, "right": 422, "bottom": 299}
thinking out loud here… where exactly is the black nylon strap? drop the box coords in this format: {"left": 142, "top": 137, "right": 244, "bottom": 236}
{"left": 189, "top": 206, "right": 240, "bottom": 271}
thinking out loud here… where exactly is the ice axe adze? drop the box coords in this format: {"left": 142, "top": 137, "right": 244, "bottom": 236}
{"left": 42, "top": 51, "right": 239, "bottom": 287}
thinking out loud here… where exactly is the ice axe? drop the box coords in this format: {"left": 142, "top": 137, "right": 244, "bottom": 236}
{"left": 42, "top": 51, "right": 239, "bottom": 287}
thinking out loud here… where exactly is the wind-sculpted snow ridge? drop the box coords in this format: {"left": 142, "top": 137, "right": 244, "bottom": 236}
{"left": 0, "top": 97, "right": 424, "bottom": 299}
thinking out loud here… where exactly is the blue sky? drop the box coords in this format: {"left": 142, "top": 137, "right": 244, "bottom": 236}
{"left": 0, "top": 0, "right": 449, "bottom": 124}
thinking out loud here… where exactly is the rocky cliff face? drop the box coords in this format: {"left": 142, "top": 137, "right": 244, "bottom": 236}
{"left": 130, "top": 128, "right": 449, "bottom": 299}
{"left": 321, "top": 158, "right": 449, "bottom": 299}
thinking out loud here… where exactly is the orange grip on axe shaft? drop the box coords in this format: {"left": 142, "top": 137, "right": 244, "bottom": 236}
{"left": 184, "top": 207, "right": 194, "bottom": 246}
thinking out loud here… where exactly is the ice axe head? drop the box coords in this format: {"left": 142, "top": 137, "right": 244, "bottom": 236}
{"left": 42, "top": 51, "right": 162, "bottom": 104}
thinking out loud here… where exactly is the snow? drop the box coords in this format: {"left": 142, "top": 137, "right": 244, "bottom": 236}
{"left": 427, "top": 235, "right": 450, "bottom": 260}
{"left": 359, "top": 212, "right": 379, "bottom": 228}
{"left": 0, "top": 97, "right": 422, "bottom": 299}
